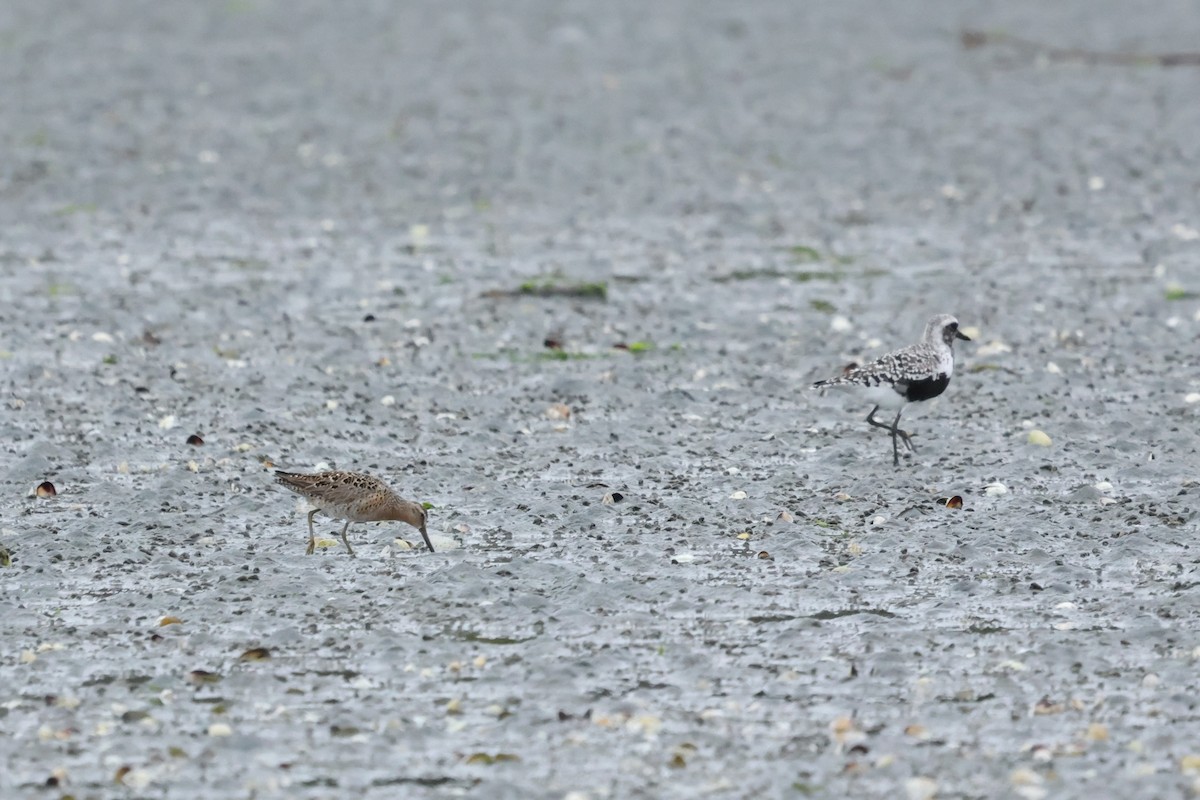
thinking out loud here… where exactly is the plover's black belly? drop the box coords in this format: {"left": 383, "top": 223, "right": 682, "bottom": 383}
{"left": 900, "top": 373, "right": 950, "bottom": 402}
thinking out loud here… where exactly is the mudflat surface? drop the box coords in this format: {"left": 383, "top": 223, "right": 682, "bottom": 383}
{"left": 2, "top": 1, "right": 1200, "bottom": 798}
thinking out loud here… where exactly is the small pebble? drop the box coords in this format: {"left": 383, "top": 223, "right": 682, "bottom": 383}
{"left": 409, "top": 224, "right": 430, "bottom": 247}
{"left": 985, "top": 482, "right": 1008, "bottom": 496}
{"left": 905, "top": 777, "right": 938, "bottom": 800}
{"left": 1172, "top": 223, "right": 1199, "bottom": 241}
{"left": 1027, "top": 430, "right": 1052, "bottom": 446}
{"left": 975, "top": 340, "right": 1012, "bottom": 357}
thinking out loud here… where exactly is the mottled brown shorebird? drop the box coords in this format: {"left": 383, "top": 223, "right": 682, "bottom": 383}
{"left": 274, "top": 470, "right": 433, "bottom": 555}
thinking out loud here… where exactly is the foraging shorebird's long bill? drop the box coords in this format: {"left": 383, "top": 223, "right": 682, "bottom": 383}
{"left": 274, "top": 470, "right": 433, "bottom": 555}
{"left": 813, "top": 314, "right": 971, "bottom": 466}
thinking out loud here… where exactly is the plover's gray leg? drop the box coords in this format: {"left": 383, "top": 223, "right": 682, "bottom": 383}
{"left": 866, "top": 406, "right": 901, "bottom": 466}
{"left": 338, "top": 520, "right": 354, "bottom": 556}
{"left": 888, "top": 408, "right": 918, "bottom": 466}
{"left": 890, "top": 408, "right": 917, "bottom": 454}
{"left": 306, "top": 509, "right": 320, "bottom": 555}
{"left": 866, "top": 406, "right": 913, "bottom": 444}
{"left": 866, "top": 406, "right": 916, "bottom": 466}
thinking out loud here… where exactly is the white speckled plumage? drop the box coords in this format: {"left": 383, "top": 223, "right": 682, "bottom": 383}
{"left": 814, "top": 314, "right": 971, "bottom": 466}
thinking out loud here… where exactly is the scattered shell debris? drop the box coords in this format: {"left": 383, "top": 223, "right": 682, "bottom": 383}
{"left": 974, "top": 340, "right": 1012, "bottom": 357}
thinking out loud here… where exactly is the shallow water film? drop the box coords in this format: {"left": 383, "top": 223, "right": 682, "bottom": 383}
{"left": 3, "top": 1, "right": 1200, "bottom": 798}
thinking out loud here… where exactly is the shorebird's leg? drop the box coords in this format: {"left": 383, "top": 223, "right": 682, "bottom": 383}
{"left": 890, "top": 415, "right": 901, "bottom": 466}
{"left": 867, "top": 406, "right": 914, "bottom": 465}
{"left": 339, "top": 521, "right": 354, "bottom": 556}
{"left": 891, "top": 408, "right": 917, "bottom": 453}
{"left": 865, "top": 405, "right": 890, "bottom": 431}
{"left": 866, "top": 406, "right": 900, "bottom": 466}
{"left": 306, "top": 509, "right": 319, "bottom": 555}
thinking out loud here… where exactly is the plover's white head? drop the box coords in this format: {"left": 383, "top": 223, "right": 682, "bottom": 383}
{"left": 924, "top": 314, "right": 970, "bottom": 347}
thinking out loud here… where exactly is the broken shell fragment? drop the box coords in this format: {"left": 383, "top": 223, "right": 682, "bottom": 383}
{"left": 186, "top": 670, "right": 222, "bottom": 686}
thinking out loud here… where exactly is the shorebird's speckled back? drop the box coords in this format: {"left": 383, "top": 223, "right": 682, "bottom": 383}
{"left": 815, "top": 314, "right": 965, "bottom": 390}
{"left": 275, "top": 470, "right": 433, "bottom": 554}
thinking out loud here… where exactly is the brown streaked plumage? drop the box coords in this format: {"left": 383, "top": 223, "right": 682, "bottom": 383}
{"left": 274, "top": 470, "right": 433, "bottom": 555}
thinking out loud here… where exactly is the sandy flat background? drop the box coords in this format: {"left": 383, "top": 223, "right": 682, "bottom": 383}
{"left": 2, "top": 1, "right": 1200, "bottom": 797}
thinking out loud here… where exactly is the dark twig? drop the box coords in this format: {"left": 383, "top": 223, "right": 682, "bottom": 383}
{"left": 961, "top": 29, "right": 1200, "bottom": 67}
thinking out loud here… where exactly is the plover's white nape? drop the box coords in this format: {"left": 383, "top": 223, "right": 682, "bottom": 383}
{"left": 275, "top": 470, "right": 433, "bottom": 555}
{"left": 813, "top": 314, "right": 971, "bottom": 466}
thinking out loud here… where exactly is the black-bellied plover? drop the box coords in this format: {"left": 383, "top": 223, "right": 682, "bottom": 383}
{"left": 813, "top": 314, "right": 971, "bottom": 466}
{"left": 275, "top": 470, "right": 433, "bottom": 554}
